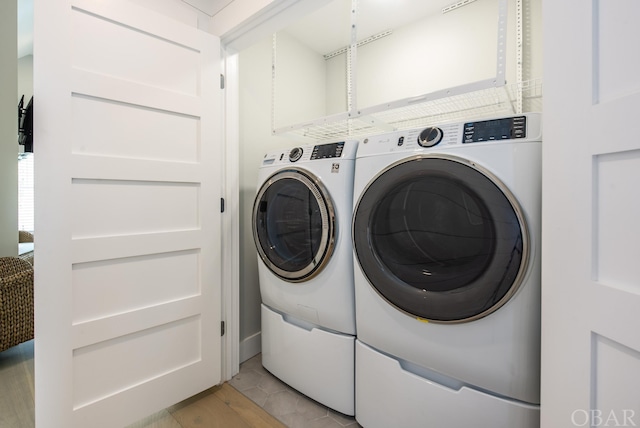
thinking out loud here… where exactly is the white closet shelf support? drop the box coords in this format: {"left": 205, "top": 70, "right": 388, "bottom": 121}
{"left": 273, "top": 78, "right": 543, "bottom": 142}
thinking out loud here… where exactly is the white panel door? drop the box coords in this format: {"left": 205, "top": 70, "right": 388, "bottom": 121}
{"left": 33, "top": 0, "right": 222, "bottom": 427}
{"left": 542, "top": 1, "right": 640, "bottom": 427}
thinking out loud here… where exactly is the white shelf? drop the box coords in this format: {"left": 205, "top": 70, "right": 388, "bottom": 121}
{"left": 273, "top": 78, "right": 542, "bottom": 142}
{"left": 271, "top": 0, "right": 541, "bottom": 143}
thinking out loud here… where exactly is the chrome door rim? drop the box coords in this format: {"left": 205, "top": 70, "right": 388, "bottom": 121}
{"left": 352, "top": 153, "right": 530, "bottom": 323}
{"left": 253, "top": 168, "right": 336, "bottom": 282}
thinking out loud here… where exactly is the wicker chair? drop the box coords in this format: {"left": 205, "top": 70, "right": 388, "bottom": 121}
{"left": 18, "top": 230, "right": 34, "bottom": 243}
{"left": 0, "top": 257, "right": 34, "bottom": 352}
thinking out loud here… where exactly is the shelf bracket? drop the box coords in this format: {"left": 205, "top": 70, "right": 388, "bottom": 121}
{"left": 515, "top": 0, "right": 524, "bottom": 113}
{"left": 347, "top": 0, "right": 358, "bottom": 136}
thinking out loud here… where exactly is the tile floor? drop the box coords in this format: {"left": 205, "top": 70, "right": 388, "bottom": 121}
{"left": 230, "top": 354, "right": 361, "bottom": 428}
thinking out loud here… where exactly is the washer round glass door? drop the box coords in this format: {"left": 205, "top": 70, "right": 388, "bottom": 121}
{"left": 253, "top": 168, "right": 336, "bottom": 282}
{"left": 353, "top": 154, "right": 529, "bottom": 323}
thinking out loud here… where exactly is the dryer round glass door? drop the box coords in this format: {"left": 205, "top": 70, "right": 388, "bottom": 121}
{"left": 253, "top": 168, "right": 336, "bottom": 282}
{"left": 352, "top": 154, "right": 530, "bottom": 323}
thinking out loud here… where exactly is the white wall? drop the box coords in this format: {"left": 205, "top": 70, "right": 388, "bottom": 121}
{"left": 0, "top": 0, "right": 18, "bottom": 257}
{"left": 356, "top": 0, "right": 511, "bottom": 109}
{"left": 18, "top": 55, "right": 33, "bottom": 103}
{"left": 325, "top": 52, "right": 348, "bottom": 115}
{"left": 275, "top": 30, "right": 349, "bottom": 123}
{"left": 273, "top": 31, "right": 327, "bottom": 128}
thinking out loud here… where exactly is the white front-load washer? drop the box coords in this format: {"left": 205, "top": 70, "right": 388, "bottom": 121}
{"left": 253, "top": 140, "right": 358, "bottom": 415}
{"left": 352, "top": 114, "right": 542, "bottom": 428}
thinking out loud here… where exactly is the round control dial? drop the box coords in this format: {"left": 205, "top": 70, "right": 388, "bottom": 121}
{"left": 417, "top": 127, "right": 443, "bottom": 147}
{"left": 289, "top": 147, "right": 303, "bottom": 162}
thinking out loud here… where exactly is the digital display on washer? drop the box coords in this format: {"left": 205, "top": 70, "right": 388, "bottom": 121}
{"left": 463, "top": 116, "right": 526, "bottom": 143}
{"left": 311, "top": 142, "right": 345, "bottom": 160}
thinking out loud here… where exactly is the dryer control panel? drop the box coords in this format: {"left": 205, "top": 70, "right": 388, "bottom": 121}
{"left": 463, "top": 116, "right": 526, "bottom": 143}
{"left": 311, "top": 142, "right": 345, "bottom": 160}
{"left": 261, "top": 140, "right": 359, "bottom": 166}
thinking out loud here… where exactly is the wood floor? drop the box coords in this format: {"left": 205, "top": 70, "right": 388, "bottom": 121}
{"left": 128, "top": 383, "right": 286, "bottom": 428}
{"left": 0, "top": 341, "right": 35, "bottom": 427}
{"left": 0, "top": 340, "right": 285, "bottom": 428}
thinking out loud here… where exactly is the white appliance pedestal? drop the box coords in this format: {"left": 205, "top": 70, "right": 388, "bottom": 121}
{"left": 261, "top": 304, "right": 355, "bottom": 416}
{"left": 356, "top": 340, "right": 539, "bottom": 428}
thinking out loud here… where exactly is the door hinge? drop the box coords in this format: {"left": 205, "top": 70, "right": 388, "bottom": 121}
{"left": 221, "top": 321, "right": 226, "bottom": 336}
{"left": 221, "top": 197, "right": 225, "bottom": 213}
{"left": 220, "top": 74, "right": 225, "bottom": 89}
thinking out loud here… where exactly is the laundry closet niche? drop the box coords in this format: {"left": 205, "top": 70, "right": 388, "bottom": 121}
{"left": 272, "top": 0, "right": 538, "bottom": 139}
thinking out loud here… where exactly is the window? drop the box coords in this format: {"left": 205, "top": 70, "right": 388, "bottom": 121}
{"left": 18, "top": 153, "right": 34, "bottom": 232}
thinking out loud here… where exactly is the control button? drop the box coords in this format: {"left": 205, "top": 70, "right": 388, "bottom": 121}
{"left": 398, "top": 136, "right": 405, "bottom": 146}
{"left": 289, "top": 147, "right": 303, "bottom": 162}
{"left": 417, "top": 127, "right": 443, "bottom": 147}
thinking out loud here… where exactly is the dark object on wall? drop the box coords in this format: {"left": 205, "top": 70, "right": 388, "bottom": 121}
{"left": 18, "top": 95, "right": 33, "bottom": 153}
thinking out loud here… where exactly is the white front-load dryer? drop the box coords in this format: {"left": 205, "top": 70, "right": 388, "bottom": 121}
{"left": 352, "top": 114, "right": 542, "bottom": 428}
{"left": 253, "top": 140, "right": 358, "bottom": 415}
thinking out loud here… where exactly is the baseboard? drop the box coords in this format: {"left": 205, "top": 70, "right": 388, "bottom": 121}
{"left": 239, "top": 331, "right": 261, "bottom": 363}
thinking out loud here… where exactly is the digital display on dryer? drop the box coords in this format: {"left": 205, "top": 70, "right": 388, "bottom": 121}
{"left": 311, "top": 142, "right": 345, "bottom": 160}
{"left": 463, "top": 116, "right": 526, "bottom": 143}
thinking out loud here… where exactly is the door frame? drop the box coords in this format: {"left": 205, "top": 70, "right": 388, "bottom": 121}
{"left": 221, "top": 47, "right": 240, "bottom": 380}
{"left": 218, "top": 0, "right": 339, "bottom": 373}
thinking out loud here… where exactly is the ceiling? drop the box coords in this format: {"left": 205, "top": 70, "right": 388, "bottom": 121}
{"left": 283, "top": 0, "right": 457, "bottom": 56}
{"left": 181, "top": 0, "right": 234, "bottom": 16}
{"left": 15, "top": 0, "right": 234, "bottom": 58}
{"left": 16, "top": 0, "right": 459, "bottom": 58}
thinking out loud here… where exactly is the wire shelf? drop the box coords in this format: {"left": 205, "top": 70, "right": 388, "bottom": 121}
{"left": 274, "top": 79, "right": 542, "bottom": 141}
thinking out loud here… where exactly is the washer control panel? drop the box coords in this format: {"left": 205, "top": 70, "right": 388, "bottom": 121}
{"left": 463, "top": 116, "right": 526, "bottom": 143}
{"left": 357, "top": 114, "right": 541, "bottom": 158}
